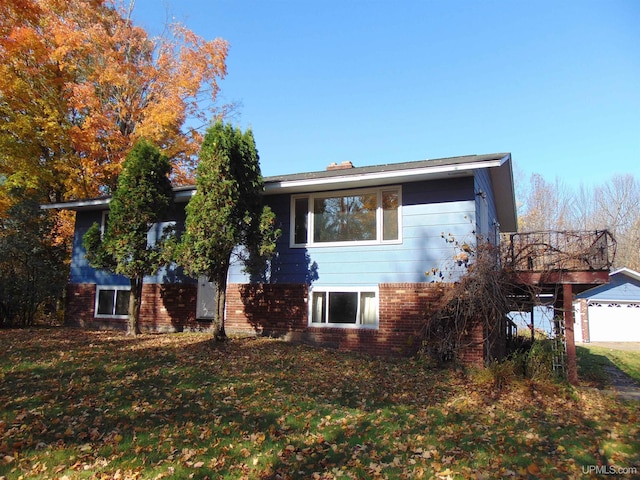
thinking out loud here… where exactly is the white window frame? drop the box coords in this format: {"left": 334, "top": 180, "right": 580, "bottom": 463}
{"left": 308, "top": 286, "right": 379, "bottom": 329}
{"left": 100, "top": 211, "right": 109, "bottom": 238}
{"left": 290, "top": 186, "right": 402, "bottom": 248}
{"left": 95, "top": 286, "right": 130, "bottom": 318}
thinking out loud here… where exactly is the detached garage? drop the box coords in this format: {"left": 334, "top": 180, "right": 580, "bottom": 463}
{"left": 575, "top": 268, "right": 640, "bottom": 343}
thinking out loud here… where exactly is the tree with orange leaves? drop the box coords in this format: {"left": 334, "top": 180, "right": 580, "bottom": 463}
{"left": 0, "top": 0, "right": 229, "bottom": 207}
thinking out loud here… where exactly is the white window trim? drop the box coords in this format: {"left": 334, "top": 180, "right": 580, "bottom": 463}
{"left": 95, "top": 286, "right": 130, "bottom": 319}
{"left": 308, "top": 286, "right": 379, "bottom": 329}
{"left": 290, "top": 186, "right": 402, "bottom": 248}
{"left": 100, "top": 211, "right": 109, "bottom": 238}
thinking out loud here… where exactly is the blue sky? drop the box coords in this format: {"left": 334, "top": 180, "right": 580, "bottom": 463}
{"left": 132, "top": 0, "right": 639, "bottom": 189}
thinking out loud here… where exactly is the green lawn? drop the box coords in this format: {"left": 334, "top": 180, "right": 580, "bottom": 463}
{"left": 1, "top": 329, "right": 638, "bottom": 479}
{"left": 577, "top": 344, "right": 640, "bottom": 387}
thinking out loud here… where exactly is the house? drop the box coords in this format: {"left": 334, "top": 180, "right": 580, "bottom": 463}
{"left": 574, "top": 267, "right": 640, "bottom": 342}
{"left": 46, "top": 153, "right": 517, "bottom": 363}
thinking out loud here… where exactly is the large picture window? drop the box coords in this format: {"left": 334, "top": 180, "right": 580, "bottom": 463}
{"left": 292, "top": 187, "right": 401, "bottom": 247}
{"left": 310, "top": 287, "right": 378, "bottom": 327}
{"left": 95, "top": 286, "right": 130, "bottom": 318}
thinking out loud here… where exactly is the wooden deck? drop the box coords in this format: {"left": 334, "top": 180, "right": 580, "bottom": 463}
{"left": 501, "top": 230, "right": 616, "bottom": 383}
{"left": 501, "top": 230, "right": 615, "bottom": 274}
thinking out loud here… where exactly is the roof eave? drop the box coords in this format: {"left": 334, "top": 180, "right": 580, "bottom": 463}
{"left": 41, "top": 154, "right": 517, "bottom": 223}
{"left": 610, "top": 267, "right": 640, "bottom": 282}
{"left": 488, "top": 154, "right": 518, "bottom": 232}
{"left": 40, "top": 197, "right": 111, "bottom": 211}
{"left": 264, "top": 156, "right": 508, "bottom": 194}
{"left": 40, "top": 187, "right": 196, "bottom": 211}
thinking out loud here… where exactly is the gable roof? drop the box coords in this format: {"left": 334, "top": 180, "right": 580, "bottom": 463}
{"left": 575, "top": 267, "right": 640, "bottom": 301}
{"left": 609, "top": 267, "right": 640, "bottom": 283}
{"left": 42, "top": 152, "right": 517, "bottom": 231}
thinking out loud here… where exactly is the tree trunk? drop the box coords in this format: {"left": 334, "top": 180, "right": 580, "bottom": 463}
{"left": 212, "top": 256, "right": 231, "bottom": 342}
{"left": 213, "top": 280, "right": 227, "bottom": 341}
{"left": 128, "top": 277, "right": 143, "bottom": 336}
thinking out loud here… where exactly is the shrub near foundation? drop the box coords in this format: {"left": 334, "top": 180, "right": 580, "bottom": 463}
{"left": 475, "top": 339, "right": 558, "bottom": 391}
{"left": 525, "top": 339, "right": 556, "bottom": 381}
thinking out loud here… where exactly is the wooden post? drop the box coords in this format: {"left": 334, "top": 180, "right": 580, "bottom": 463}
{"left": 530, "top": 307, "right": 535, "bottom": 342}
{"left": 563, "top": 283, "right": 578, "bottom": 384}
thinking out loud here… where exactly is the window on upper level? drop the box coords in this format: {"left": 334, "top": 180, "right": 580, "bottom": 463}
{"left": 291, "top": 187, "right": 401, "bottom": 247}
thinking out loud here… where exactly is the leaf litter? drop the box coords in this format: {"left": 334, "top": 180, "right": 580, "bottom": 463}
{"left": 0, "top": 329, "right": 638, "bottom": 479}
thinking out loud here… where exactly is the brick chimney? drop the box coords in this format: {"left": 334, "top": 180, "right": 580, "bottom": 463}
{"left": 326, "top": 161, "right": 354, "bottom": 171}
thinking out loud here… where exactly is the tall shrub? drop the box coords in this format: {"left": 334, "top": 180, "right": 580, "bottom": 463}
{"left": 83, "top": 139, "right": 174, "bottom": 335}
{"left": 176, "top": 122, "right": 279, "bottom": 341}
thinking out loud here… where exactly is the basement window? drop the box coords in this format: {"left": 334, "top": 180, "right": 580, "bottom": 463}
{"left": 309, "top": 287, "right": 378, "bottom": 328}
{"left": 95, "top": 286, "right": 130, "bottom": 318}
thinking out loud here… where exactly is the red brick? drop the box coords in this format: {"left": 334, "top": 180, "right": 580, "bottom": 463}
{"left": 67, "top": 281, "right": 486, "bottom": 364}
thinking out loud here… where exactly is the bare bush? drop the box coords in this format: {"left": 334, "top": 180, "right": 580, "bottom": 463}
{"left": 421, "top": 241, "right": 514, "bottom": 365}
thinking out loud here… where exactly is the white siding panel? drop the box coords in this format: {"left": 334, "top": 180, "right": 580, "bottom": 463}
{"left": 573, "top": 302, "right": 583, "bottom": 343}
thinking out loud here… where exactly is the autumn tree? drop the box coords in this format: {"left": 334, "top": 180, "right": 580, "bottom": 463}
{"left": 176, "top": 122, "right": 280, "bottom": 341}
{"left": 0, "top": 0, "right": 229, "bottom": 211}
{"left": 83, "top": 139, "right": 174, "bottom": 335}
{"left": 0, "top": 189, "right": 68, "bottom": 327}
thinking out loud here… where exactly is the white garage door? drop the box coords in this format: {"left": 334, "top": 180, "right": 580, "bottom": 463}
{"left": 588, "top": 302, "right": 640, "bottom": 342}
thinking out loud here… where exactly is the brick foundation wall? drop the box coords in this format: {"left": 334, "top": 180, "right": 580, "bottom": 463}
{"left": 65, "top": 284, "right": 96, "bottom": 328}
{"left": 141, "top": 284, "right": 203, "bottom": 332}
{"left": 225, "top": 283, "right": 308, "bottom": 340}
{"left": 66, "top": 283, "right": 207, "bottom": 332}
{"left": 458, "top": 322, "right": 486, "bottom": 366}
{"left": 377, "top": 283, "right": 447, "bottom": 356}
{"left": 303, "top": 283, "right": 451, "bottom": 357}
{"left": 66, "top": 281, "right": 485, "bottom": 364}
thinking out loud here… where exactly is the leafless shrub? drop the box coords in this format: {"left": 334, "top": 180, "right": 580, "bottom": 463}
{"left": 420, "top": 241, "right": 514, "bottom": 365}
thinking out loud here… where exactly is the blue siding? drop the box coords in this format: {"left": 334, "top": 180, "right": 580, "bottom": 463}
{"left": 229, "top": 177, "right": 476, "bottom": 286}
{"left": 576, "top": 272, "right": 640, "bottom": 302}
{"left": 70, "top": 206, "right": 193, "bottom": 285}
{"left": 474, "top": 169, "right": 499, "bottom": 242}
{"left": 70, "top": 176, "right": 478, "bottom": 288}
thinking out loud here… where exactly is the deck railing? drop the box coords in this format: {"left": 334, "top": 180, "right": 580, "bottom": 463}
{"left": 500, "top": 230, "right": 616, "bottom": 272}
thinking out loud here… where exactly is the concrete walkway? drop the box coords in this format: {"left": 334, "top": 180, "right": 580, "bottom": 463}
{"left": 603, "top": 364, "right": 640, "bottom": 402}
{"left": 579, "top": 342, "right": 640, "bottom": 401}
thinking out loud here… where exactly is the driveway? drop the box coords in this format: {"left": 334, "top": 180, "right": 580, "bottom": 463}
{"left": 581, "top": 342, "right": 640, "bottom": 401}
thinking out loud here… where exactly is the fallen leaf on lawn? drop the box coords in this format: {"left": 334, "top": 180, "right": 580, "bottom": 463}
{"left": 527, "top": 463, "right": 540, "bottom": 475}
{"left": 438, "top": 467, "right": 453, "bottom": 479}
